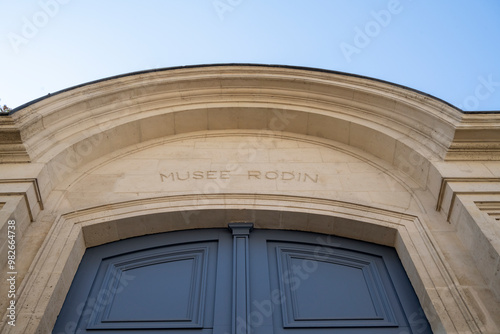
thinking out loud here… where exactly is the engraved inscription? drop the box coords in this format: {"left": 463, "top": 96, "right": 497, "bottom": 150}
{"left": 160, "top": 171, "right": 231, "bottom": 182}
{"left": 160, "top": 170, "right": 319, "bottom": 183}
{"left": 247, "top": 170, "right": 318, "bottom": 183}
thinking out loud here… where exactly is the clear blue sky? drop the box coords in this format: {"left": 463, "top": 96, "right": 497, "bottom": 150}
{"left": 1, "top": 0, "right": 499, "bottom": 111}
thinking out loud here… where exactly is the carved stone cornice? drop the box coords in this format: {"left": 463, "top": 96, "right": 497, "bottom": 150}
{"left": 0, "top": 116, "right": 30, "bottom": 163}
{"left": 447, "top": 112, "right": 500, "bottom": 160}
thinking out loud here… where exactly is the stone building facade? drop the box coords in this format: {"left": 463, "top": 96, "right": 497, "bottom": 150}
{"left": 0, "top": 64, "right": 499, "bottom": 333}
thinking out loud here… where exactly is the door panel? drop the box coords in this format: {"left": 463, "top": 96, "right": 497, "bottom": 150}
{"left": 272, "top": 244, "right": 397, "bottom": 327}
{"left": 86, "top": 244, "right": 214, "bottom": 329}
{"left": 53, "top": 228, "right": 432, "bottom": 334}
{"left": 249, "top": 230, "right": 429, "bottom": 334}
{"left": 53, "top": 230, "right": 232, "bottom": 334}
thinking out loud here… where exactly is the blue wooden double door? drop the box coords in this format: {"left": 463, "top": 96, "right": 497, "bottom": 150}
{"left": 53, "top": 225, "right": 432, "bottom": 333}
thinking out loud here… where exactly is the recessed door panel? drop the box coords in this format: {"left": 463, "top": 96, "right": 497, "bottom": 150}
{"left": 53, "top": 230, "right": 229, "bottom": 334}
{"left": 273, "top": 245, "right": 397, "bottom": 327}
{"left": 86, "top": 246, "right": 211, "bottom": 329}
{"left": 251, "top": 230, "right": 432, "bottom": 334}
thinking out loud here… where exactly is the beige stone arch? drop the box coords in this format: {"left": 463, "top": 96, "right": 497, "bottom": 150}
{"left": 1, "top": 65, "right": 499, "bottom": 333}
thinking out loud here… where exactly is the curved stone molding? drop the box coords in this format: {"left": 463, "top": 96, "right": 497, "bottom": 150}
{"left": 3, "top": 64, "right": 495, "bottom": 167}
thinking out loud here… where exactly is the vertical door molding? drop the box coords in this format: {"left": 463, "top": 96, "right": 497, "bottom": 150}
{"left": 229, "top": 223, "right": 254, "bottom": 334}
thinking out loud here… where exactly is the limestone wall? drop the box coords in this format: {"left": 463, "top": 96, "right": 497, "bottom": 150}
{"left": 0, "top": 65, "right": 499, "bottom": 333}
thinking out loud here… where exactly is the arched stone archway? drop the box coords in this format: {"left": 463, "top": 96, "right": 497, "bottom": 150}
{"left": 1, "top": 65, "right": 499, "bottom": 333}
{"left": 14, "top": 198, "right": 456, "bottom": 333}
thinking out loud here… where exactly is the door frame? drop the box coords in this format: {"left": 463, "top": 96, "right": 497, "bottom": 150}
{"left": 11, "top": 194, "right": 474, "bottom": 333}
{"left": 54, "top": 226, "right": 432, "bottom": 333}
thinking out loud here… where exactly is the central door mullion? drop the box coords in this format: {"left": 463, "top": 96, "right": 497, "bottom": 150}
{"left": 229, "top": 223, "right": 254, "bottom": 334}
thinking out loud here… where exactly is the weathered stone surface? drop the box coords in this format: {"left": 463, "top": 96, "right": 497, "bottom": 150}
{"left": 0, "top": 65, "right": 499, "bottom": 333}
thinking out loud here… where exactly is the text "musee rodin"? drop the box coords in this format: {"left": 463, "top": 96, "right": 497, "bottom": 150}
{"left": 160, "top": 170, "right": 319, "bottom": 183}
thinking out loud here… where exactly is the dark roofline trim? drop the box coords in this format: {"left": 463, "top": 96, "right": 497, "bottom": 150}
{"left": 2, "top": 63, "right": 499, "bottom": 116}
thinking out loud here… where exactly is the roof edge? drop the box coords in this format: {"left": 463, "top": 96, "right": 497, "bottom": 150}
{"left": 2, "top": 63, "right": 498, "bottom": 116}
